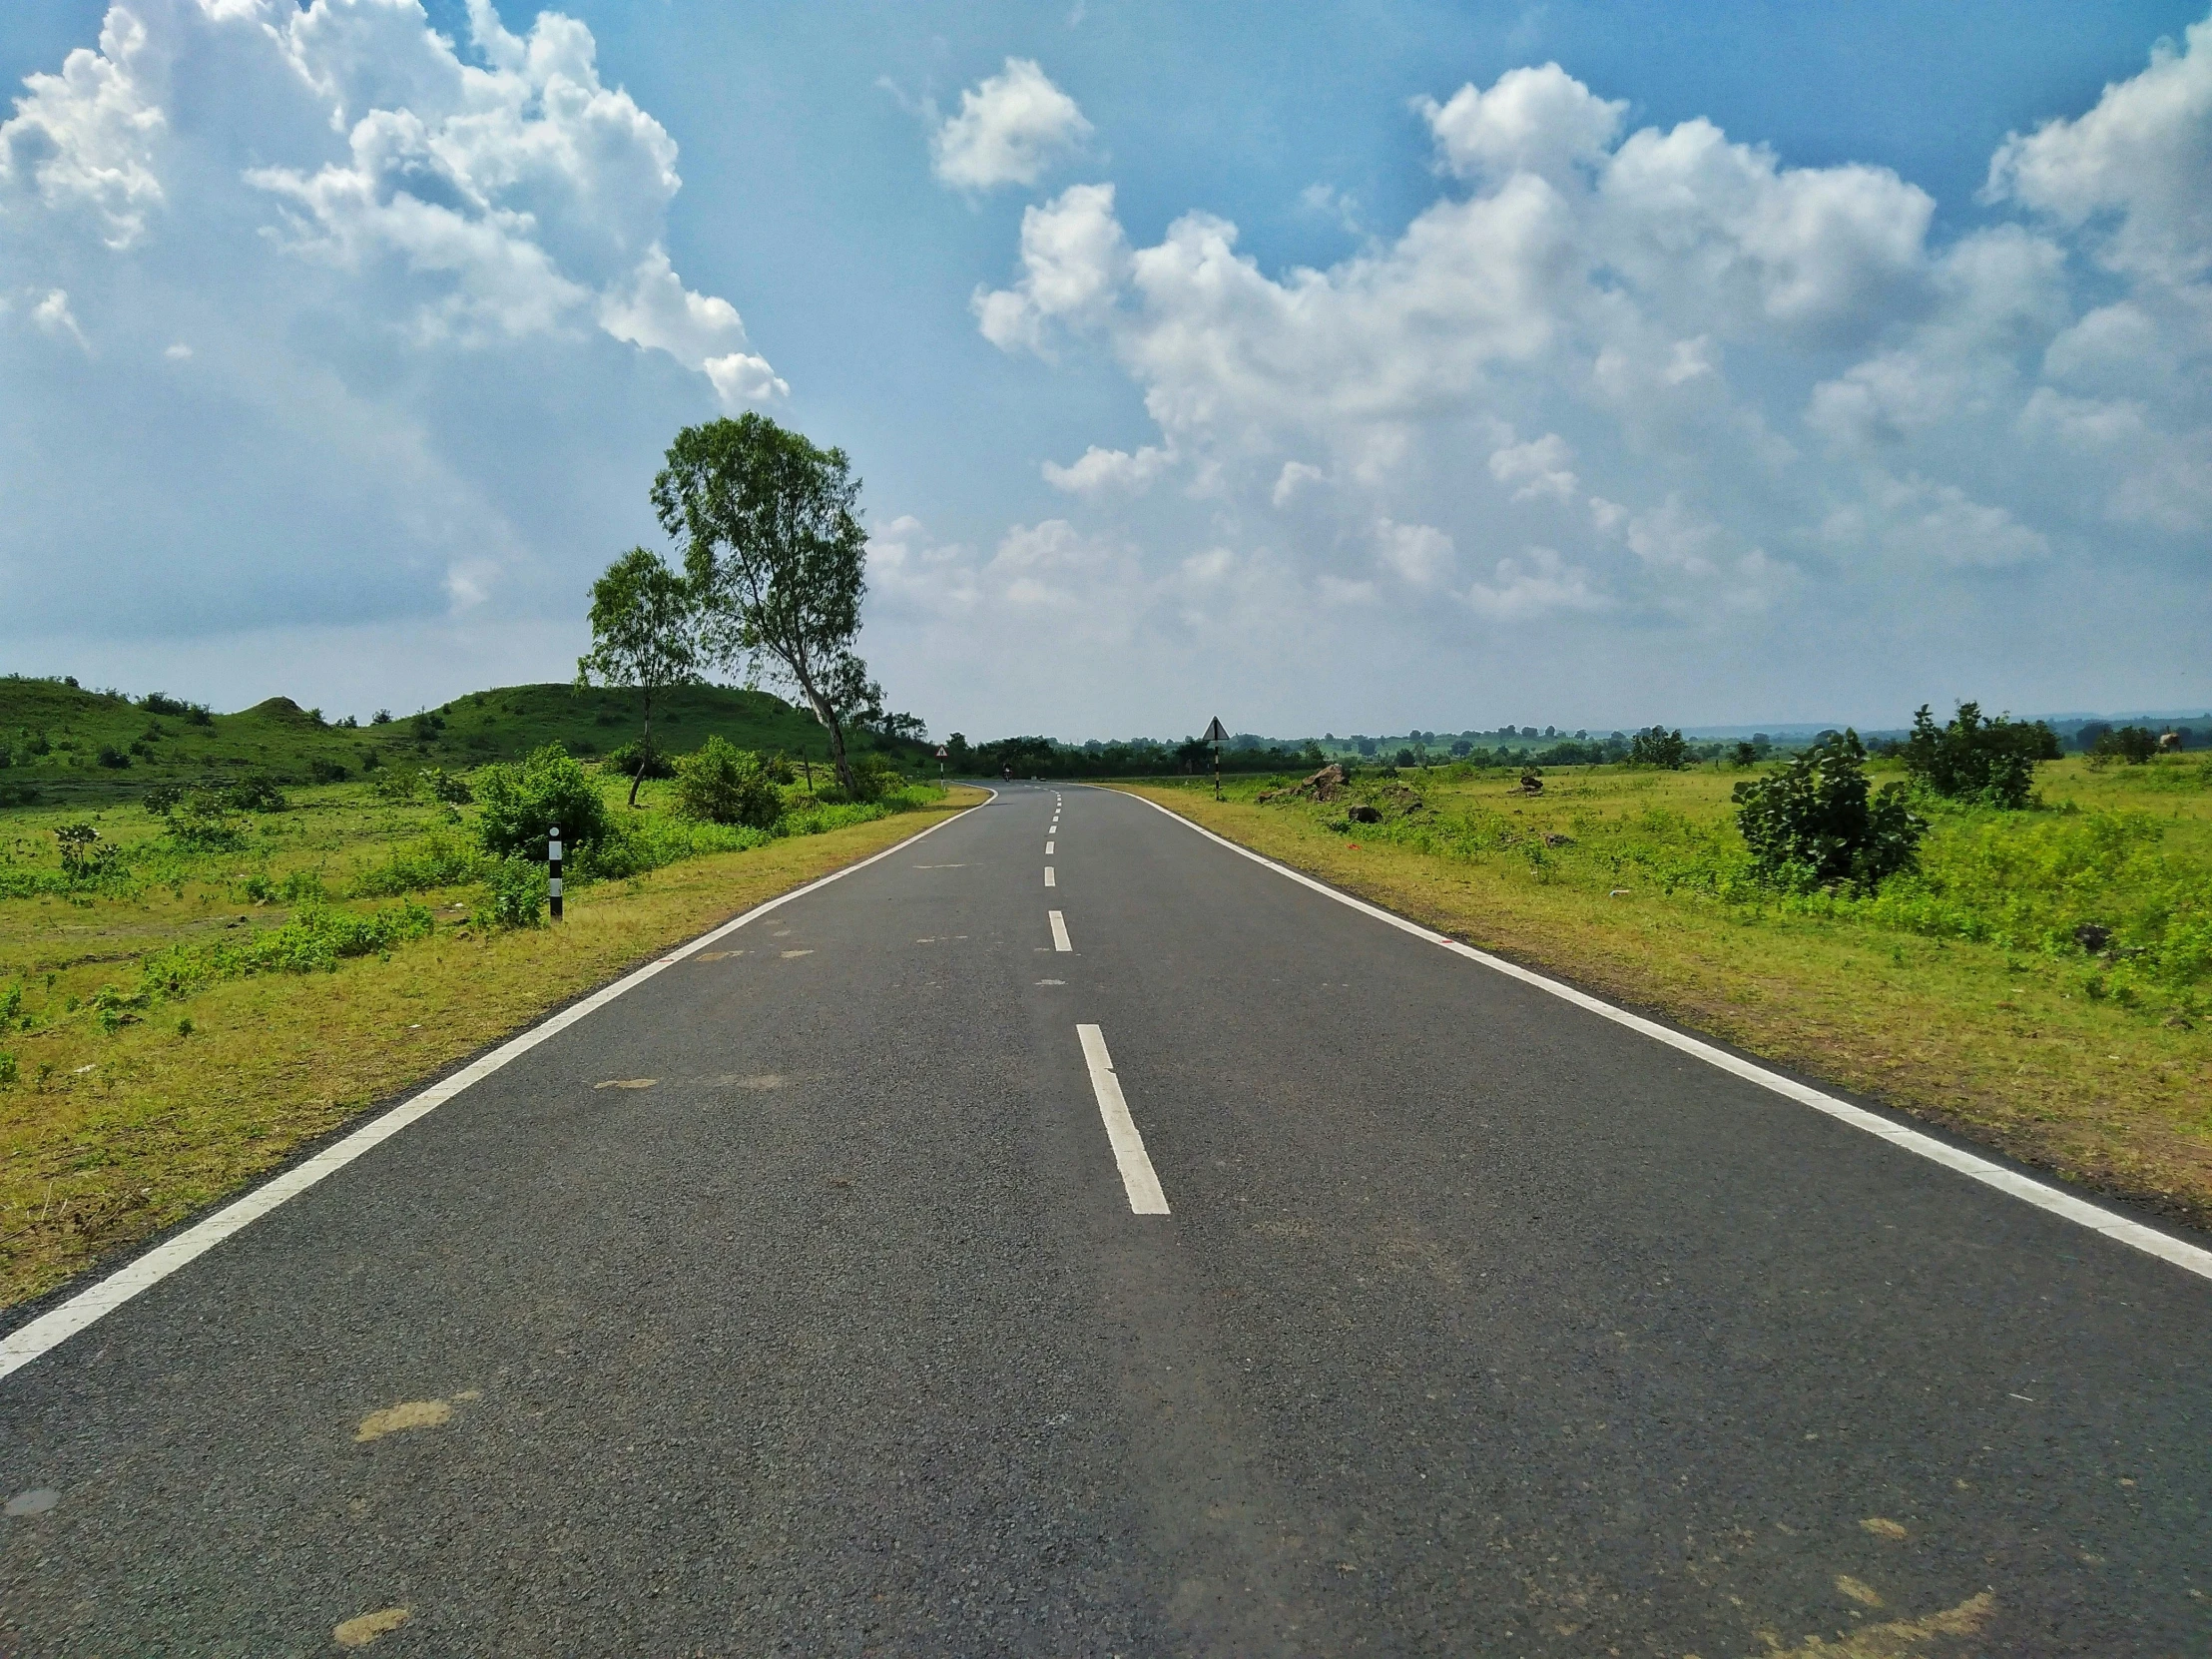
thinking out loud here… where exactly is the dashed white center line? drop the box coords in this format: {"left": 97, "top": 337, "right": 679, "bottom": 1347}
{"left": 1045, "top": 839, "right": 1055, "bottom": 854}
{"left": 1044, "top": 867, "right": 1056, "bottom": 887}
{"left": 1049, "top": 910, "right": 1072, "bottom": 951}
{"left": 1078, "top": 1025, "right": 1169, "bottom": 1215}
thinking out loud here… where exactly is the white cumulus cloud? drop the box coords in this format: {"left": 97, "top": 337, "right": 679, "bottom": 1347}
{"left": 970, "top": 30, "right": 2212, "bottom": 677}
{"left": 1042, "top": 442, "right": 1174, "bottom": 495}
{"left": 0, "top": 4, "right": 165, "bottom": 248}
{"left": 931, "top": 58, "right": 1091, "bottom": 191}
{"left": 0, "top": 0, "right": 778, "bottom": 664}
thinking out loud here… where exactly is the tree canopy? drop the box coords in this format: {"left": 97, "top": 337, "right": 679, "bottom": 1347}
{"left": 576, "top": 546, "right": 701, "bottom": 806}
{"left": 651, "top": 414, "right": 871, "bottom": 796}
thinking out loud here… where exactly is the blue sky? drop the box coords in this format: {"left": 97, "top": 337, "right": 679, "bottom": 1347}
{"left": 4, "top": 0, "right": 2208, "bottom": 738}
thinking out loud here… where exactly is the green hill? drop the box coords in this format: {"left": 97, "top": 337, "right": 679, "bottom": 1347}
{"left": 0, "top": 675, "right": 928, "bottom": 807}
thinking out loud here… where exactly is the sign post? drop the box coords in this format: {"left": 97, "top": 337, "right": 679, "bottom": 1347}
{"left": 935, "top": 744, "right": 948, "bottom": 781}
{"left": 1202, "top": 717, "right": 1228, "bottom": 801}
{"left": 548, "top": 825, "right": 563, "bottom": 921}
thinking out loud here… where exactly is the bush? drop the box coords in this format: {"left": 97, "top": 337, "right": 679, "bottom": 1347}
{"left": 1629, "top": 727, "right": 1689, "bottom": 769}
{"left": 351, "top": 830, "right": 486, "bottom": 896}
{"left": 308, "top": 757, "right": 350, "bottom": 784}
{"left": 473, "top": 742, "right": 611, "bottom": 860}
{"left": 223, "top": 774, "right": 289, "bottom": 813}
{"left": 420, "top": 766, "right": 472, "bottom": 807}
{"left": 672, "top": 737, "right": 784, "bottom": 828}
{"left": 1733, "top": 730, "right": 1926, "bottom": 892}
{"left": 139, "top": 901, "right": 435, "bottom": 993}
{"left": 95, "top": 744, "right": 131, "bottom": 769}
{"left": 472, "top": 855, "right": 546, "bottom": 930}
{"left": 2092, "top": 725, "right": 2160, "bottom": 766}
{"left": 847, "top": 753, "right": 907, "bottom": 804}
{"left": 606, "top": 738, "right": 677, "bottom": 782}
{"left": 166, "top": 799, "right": 248, "bottom": 851}
{"left": 1902, "top": 702, "right": 2056, "bottom": 807}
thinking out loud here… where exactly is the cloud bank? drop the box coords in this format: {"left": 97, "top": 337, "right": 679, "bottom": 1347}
{"left": 898, "top": 29, "right": 2212, "bottom": 728}
{"left": 0, "top": 0, "right": 776, "bottom": 667}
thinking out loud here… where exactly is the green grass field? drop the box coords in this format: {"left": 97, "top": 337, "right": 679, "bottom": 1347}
{"left": 1121, "top": 752, "right": 2212, "bottom": 1229}
{"left": 0, "top": 675, "right": 929, "bottom": 810}
{"left": 0, "top": 755, "right": 976, "bottom": 1311}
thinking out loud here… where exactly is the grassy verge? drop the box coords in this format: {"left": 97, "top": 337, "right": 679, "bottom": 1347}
{"left": 0, "top": 783, "right": 985, "bottom": 1312}
{"left": 1115, "top": 759, "right": 2212, "bottom": 1231}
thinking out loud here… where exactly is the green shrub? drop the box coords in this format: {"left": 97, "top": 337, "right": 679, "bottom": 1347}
{"left": 308, "top": 757, "right": 350, "bottom": 784}
{"left": 607, "top": 738, "right": 677, "bottom": 782}
{"left": 0, "top": 1051, "right": 15, "bottom": 1087}
{"left": 222, "top": 774, "right": 289, "bottom": 813}
{"left": 847, "top": 753, "right": 906, "bottom": 804}
{"left": 351, "top": 830, "right": 486, "bottom": 896}
{"left": 2092, "top": 725, "right": 2160, "bottom": 766}
{"left": 472, "top": 855, "right": 546, "bottom": 930}
{"left": 1629, "top": 727, "right": 1689, "bottom": 769}
{"left": 95, "top": 744, "right": 131, "bottom": 769}
{"left": 1902, "top": 702, "right": 2056, "bottom": 807}
{"left": 140, "top": 901, "right": 436, "bottom": 994}
{"left": 1733, "top": 730, "right": 1925, "bottom": 892}
{"left": 673, "top": 737, "right": 783, "bottom": 828}
{"left": 277, "top": 869, "right": 326, "bottom": 904}
{"left": 165, "top": 797, "right": 248, "bottom": 851}
{"left": 420, "top": 767, "right": 472, "bottom": 807}
{"left": 473, "top": 743, "right": 610, "bottom": 859}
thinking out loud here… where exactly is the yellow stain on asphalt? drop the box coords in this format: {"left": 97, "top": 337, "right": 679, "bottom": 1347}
{"left": 780, "top": 948, "right": 814, "bottom": 959}
{"left": 1756, "top": 1588, "right": 1992, "bottom": 1657}
{"left": 1860, "top": 1516, "right": 1910, "bottom": 1539}
{"left": 333, "top": 1607, "right": 410, "bottom": 1648}
{"left": 355, "top": 1388, "right": 477, "bottom": 1442}
{"left": 1836, "top": 1573, "right": 1885, "bottom": 1607}
{"left": 731, "top": 1073, "right": 787, "bottom": 1090}
{"left": 693, "top": 950, "right": 743, "bottom": 961}
{"left": 595, "top": 1078, "right": 658, "bottom": 1090}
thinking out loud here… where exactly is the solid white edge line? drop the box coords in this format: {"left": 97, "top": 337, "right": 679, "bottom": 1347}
{"left": 1114, "top": 788, "right": 2212, "bottom": 1285}
{"left": 1049, "top": 909, "right": 1072, "bottom": 952}
{"left": 0, "top": 790, "right": 997, "bottom": 1382}
{"left": 1077, "top": 1024, "right": 1170, "bottom": 1215}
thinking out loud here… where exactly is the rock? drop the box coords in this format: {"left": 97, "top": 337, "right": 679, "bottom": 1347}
{"left": 1346, "top": 804, "right": 1382, "bottom": 824}
{"left": 1542, "top": 832, "right": 1574, "bottom": 847}
{"left": 1266, "top": 763, "right": 1349, "bottom": 805}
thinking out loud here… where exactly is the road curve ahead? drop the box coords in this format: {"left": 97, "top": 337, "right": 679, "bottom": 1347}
{"left": 3, "top": 783, "right": 2207, "bottom": 1654}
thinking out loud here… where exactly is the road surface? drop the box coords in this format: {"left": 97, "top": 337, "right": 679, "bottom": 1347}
{"left": 3, "top": 783, "right": 2207, "bottom": 1654}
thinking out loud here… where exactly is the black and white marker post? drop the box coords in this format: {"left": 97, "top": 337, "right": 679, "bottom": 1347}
{"left": 1203, "top": 716, "right": 1228, "bottom": 801}
{"left": 548, "top": 825, "right": 563, "bottom": 921}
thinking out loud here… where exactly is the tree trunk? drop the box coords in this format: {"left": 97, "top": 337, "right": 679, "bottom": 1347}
{"left": 793, "top": 669, "right": 855, "bottom": 797}
{"left": 628, "top": 687, "right": 654, "bottom": 809}
{"left": 823, "top": 710, "right": 853, "bottom": 797}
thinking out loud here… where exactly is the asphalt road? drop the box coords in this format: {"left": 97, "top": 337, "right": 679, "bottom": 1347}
{"left": 2, "top": 783, "right": 2208, "bottom": 1655}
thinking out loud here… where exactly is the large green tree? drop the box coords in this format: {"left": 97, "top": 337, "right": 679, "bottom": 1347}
{"left": 577, "top": 546, "right": 701, "bottom": 808}
{"left": 651, "top": 414, "right": 871, "bottom": 796}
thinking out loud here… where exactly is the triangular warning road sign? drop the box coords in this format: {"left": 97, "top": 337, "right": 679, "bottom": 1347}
{"left": 1202, "top": 717, "right": 1228, "bottom": 743}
